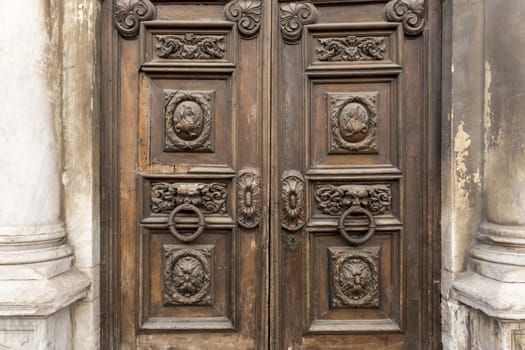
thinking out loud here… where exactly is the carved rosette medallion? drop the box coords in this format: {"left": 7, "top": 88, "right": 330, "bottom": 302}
{"left": 114, "top": 0, "right": 156, "bottom": 39}
{"left": 281, "top": 170, "right": 306, "bottom": 232}
{"left": 328, "top": 93, "right": 378, "bottom": 153}
{"left": 163, "top": 246, "right": 212, "bottom": 306}
{"left": 315, "top": 184, "right": 391, "bottom": 216}
{"left": 280, "top": 2, "right": 318, "bottom": 44}
{"left": 384, "top": 0, "right": 425, "bottom": 36}
{"left": 164, "top": 90, "right": 214, "bottom": 152}
{"left": 224, "top": 0, "right": 262, "bottom": 39}
{"left": 155, "top": 34, "right": 226, "bottom": 60}
{"left": 330, "top": 247, "right": 380, "bottom": 308}
{"left": 151, "top": 182, "right": 227, "bottom": 214}
{"left": 317, "top": 36, "right": 386, "bottom": 62}
{"left": 237, "top": 169, "right": 262, "bottom": 229}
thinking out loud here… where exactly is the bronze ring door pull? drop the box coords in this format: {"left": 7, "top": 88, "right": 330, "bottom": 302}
{"left": 337, "top": 206, "right": 376, "bottom": 246}
{"left": 167, "top": 203, "right": 206, "bottom": 243}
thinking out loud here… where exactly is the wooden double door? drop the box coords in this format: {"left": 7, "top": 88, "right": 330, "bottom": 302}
{"left": 103, "top": 0, "right": 441, "bottom": 348}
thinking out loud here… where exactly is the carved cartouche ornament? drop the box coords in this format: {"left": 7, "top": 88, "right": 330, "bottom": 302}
{"left": 114, "top": 0, "right": 156, "bottom": 39}
{"left": 384, "top": 0, "right": 425, "bottom": 36}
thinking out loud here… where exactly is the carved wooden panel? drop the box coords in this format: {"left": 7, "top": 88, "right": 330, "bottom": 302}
{"left": 155, "top": 34, "right": 226, "bottom": 60}
{"left": 144, "top": 75, "right": 233, "bottom": 168}
{"left": 307, "top": 234, "right": 401, "bottom": 333}
{"left": 330, "top": 246, "right": 380, "bottom": 308}
{"left": 315, "top": 184, "right": 391, "bottom": 216}
{"left": 139, "top": 232, "right": 236, "bottom": 331}
{"left": 308, "top": 77, "right": 399, "bottom": 171}
{"left": 280, "top": 170, "right": 306, "bottom": 232}
{"left": 317, "top": 36, "right": 385, "bottom": 62}
{"left": 164, "top": 90, "right": 214, "bottom": 152}
{"left": 237, "top": 169, "right": 262, "bottom": 229}
{"left": 163, "top": 246, "right": 213, "bottom": 306}
{"left": 328, "top": 92, "right": 378, "bottom": 153}
{"left": 151, "top": 182, "right": 227, "bottom": 215}
{"left": 141, "top": 22, "right": 236, "bottom": 68}
{"left": 305, "top": 23, "right": 402, "bottom": 70}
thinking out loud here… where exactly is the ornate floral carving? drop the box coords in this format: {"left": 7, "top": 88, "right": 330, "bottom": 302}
{"left": 280, "top": 2, "right": 318, "bottom": 44}
{"left": 330, "top": 247, "right": 380, "bottom": 308}
{"left": 224, "top": 0, "right": 262, "bottom": 39}
{"left": 164, "top": 90, "right": 214, "bottom": 152}
{"left": 281, "top": 170, "right": 306, "bottom": 231}
{"left": 317, "top": 36, "right": 386, "bottom": 62}
{"left": 155, "top": 34, "right": 226, "bottom": 60}
{"left": 237, "top": 169, "right": 262, "bottom": 229}
{"left": 164, "top": 246, "right": 212, "bottom": 305}
{"left": 114, "top": 0, "right": 156, "bottom": 39}
{"left": 329, "top": 93, "right": 378, "bottom": 153}
{"left": 151, "top": 182, "right": 227, "bottom": 214}
{"left": 384, "top": 0, "right": 425, "bottom": 36}
{"left": 315, "top": 184, "right": 391, "bottom": 216}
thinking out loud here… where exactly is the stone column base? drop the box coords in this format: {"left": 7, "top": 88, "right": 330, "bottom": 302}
{"left": 0, "top": 270, "right": 90, "bottom": 350}
{"left": 445, "top": 272, "right": 525, "bottom": 349}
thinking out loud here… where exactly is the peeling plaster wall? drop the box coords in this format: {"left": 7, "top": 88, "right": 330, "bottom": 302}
{"left": 60, "top": 1, "right": 101, "bottom": 349}
{"left": 441, "top": 0, "right": 484, "bottom": 295}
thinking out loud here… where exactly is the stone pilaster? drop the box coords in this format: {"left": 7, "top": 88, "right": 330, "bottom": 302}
{"left": 0, "top": 2, "right": 90, "bottom": 349}
{"left": 450, "top": 0, "right": 525, "bottom": 348}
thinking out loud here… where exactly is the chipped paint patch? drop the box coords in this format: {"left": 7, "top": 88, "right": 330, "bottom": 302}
{"left": 453, "top": 121, "right": 480, "bottom": 204}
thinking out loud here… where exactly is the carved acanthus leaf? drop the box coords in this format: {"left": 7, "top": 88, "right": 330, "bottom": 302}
{"left": 224, "top": 0, "right": 262, "bottom": 39}
{"left": 315, "top": 184, "right": 391, "bottom": 216}
{"left": 114, "top": 0, "right": 156, "bottom": 39}
{"left": 164, "top": 246, "right": 212, "bottom": 305}
{"left": 384, "top": 0, "right": 425, "bottom": 36}
{"left": 151, "top": 182, "right": 227, "bottom": 214}
{"left": 317, "top": 36, "right": 386, "bottom": 62}
{"left": 280, "top": 2, "right": 318, "bottom": 44}
{"left": 155, "top": 34, "right": 226, "bottom": 60}
{"left": 281, "top": 170, "right": 306, "bottom": 231}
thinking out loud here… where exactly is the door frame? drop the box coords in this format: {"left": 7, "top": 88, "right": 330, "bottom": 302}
{"left": 99, "top": 0, "right": 442, "bottom": 348}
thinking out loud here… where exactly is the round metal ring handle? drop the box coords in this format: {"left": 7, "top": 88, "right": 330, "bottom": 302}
{"left": 167, "top": 203, "right": 206, "bottom": 243}
{"left": 337, "top": 206, "right": 376, "bottom": 246}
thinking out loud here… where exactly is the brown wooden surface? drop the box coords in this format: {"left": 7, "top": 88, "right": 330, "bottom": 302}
{"left": 101, "top": 0, "right": 441, "bottom": 349}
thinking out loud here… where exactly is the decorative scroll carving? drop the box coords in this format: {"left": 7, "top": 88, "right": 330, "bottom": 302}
{"left": 330, "top": 247, "right": 380, "bottom": 308}
{"left": 164, "top": 90, "right": 214, "bottom": 152}
{"left": 384, "top": 0, "right": 425, "bottom": 36}
{"left": 237, "top": 169, "right": 262, "bottom": 229}
{"left": 280, "top": 2, "right": 318, "bottom": 44}
{"left": 114, "top": 0, "right": 156, "bottom": 39}
{"left": 151, "top": 182, "right": 227, "bottom": 214}
{"left": 164, "top": 246, "right": 212, "bottom": 305}
{"left": 317, "top": 36, "right": 386, "bottom": 62}
{"left": 329, "top": 93, "right": 378, "bottom": 153}
{"left": 224, "top": 0, "right": 262, "bottom": 39}
{"left": 281, "top": 170, "right": 306, "bottom": 231}
{"left": 315, "top": 184, "right": 391, "bottom": 216}
{"left": 155, "top": 34, "right": 226, "bottom": 60}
